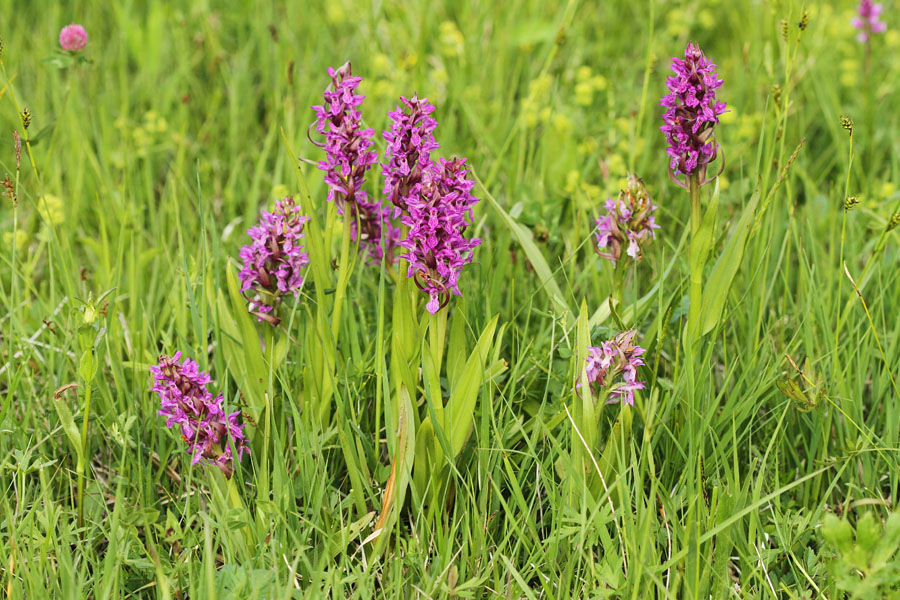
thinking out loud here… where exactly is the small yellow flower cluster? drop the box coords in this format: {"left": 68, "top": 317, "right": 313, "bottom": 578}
{"left": 3, "top": 229, "right": 29, "bottom": 249}
{"left": 574, "top": 66, "right": 607, "bottom": 107}
{"left": 438, "top": 21, "right": 465, "bottom": 58}
{"left": 38, "top": 194, "right": 65, "bottom": 226}
{"left": 113, "top": 110, "right": 170, "bottom": 162}
{"left": 564, "top": 170, "right": 603, "bottom": 212}
{"left": 522, "top": 74, "right": 554, "bottom": 128}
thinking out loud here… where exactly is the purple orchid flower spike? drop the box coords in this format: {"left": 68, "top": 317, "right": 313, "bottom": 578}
{"left": 399, "top": 157, "right": 482, "bottom": 314}
{"left": 238, "top": 195, "right": 310, "bottom": 325}
{"left": 312, "top": 62, "right": 397, "bottom": 263}
{"left": 853, "top": 0, "right": 887, "bottom": 42}
{"left": 151, "top": 352, "right": 249, "bottom": 478}
{"left": 382, "top": 94, "right": 441, "bottom": 218}
{"left": 660, "top": 43, "right": 728, "bottom": 188}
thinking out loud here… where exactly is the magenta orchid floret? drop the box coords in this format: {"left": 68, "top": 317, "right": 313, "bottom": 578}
{"left": 238, "top": 195, "right": 309, "bottom": 325}
{"left": 400, "top": 157, "right": 482, "bottom": 314}
{"left": 853, "top": 0, "right": 887, "bottom": 42}
{"left": 595, "top": 174, "right": 659, "bottom": 265}
{"left": 151, "top": 352, "right": 249, "bottom": 478}
{"left": 312, "top": 63, "right": 395, "bottom": 262}
{"left": 382, "top": 94, "right": 441, "bottom": 217}
{"left": 584, "top": 330, "right": 647, "bottom": 405}
{"left": 660, "top": 43, "right": 727, "bottom": 182}
{"left": 59, "top": 24, "right": 88, "bottom": 52}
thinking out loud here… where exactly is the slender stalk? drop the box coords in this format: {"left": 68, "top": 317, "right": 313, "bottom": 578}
{"left": 428, "top": 307, "right": 448, "bottom": 381}
{"left": 76, "top": 381, "right": 92, "bottom": 530}
{"left": 687, "top": 173, "right": 703, "bottom": 341}
{"left": 331, "top": 207, "right": 353, "bottom": 339}
{"left": 833, "top": 128, "right": 854, "bottom": 382}
{"left": 612, "top": 259, "right": 626, "bottom": 310}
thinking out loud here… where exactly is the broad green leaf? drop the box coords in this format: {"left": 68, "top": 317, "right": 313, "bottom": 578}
{"left": 592, "top": 405, "right": 633, "bottom": 500}
{"left": 327, "top": 511, "right": 375, "bottom": 560}
{"left": 446, "top": 304, "right": 468, "bottom": 390}
{"left": 388, "top": 276, "right": 420, "bottom": 440}
{"left": 79, "top": 351, "right": 98, "bottom": 382}
{"left": 413, "top": 416, "right": 438, "bottom": 496}
{"left": 52, "top": 388, "right": 85, "bottom": 465}
{"left": 446, "top": 315, "right": 499, "bottom": 458}
{"left": 701, "top": 187, "right": 761, "bottom": 335}
{"left": 372, "top": 385, "right": 415, "bottom": 554}
{"left": 224, "top": 265, "right": 267, "bottom": 421}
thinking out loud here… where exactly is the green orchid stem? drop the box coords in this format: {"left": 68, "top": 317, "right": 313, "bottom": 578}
{"left": 612, "top": 259, "right": 627, "bottom": 310}
{"left": 426, "top": 306, "right": 448, "bottom": 429}
{"left": 76, "top": 380, "right": 92, "bottom": 531}
{"left": 687, "top": 173, "right": 703, "bottom": 343}
{"left": 331, "top": 207, "right": 353, "bottom": 340}
{"left": 220, "top": 473, "right": 252, "bottom": 553}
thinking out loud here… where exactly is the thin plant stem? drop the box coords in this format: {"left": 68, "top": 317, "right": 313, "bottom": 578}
{"left": 687, "top": 173, "right": 702, "bottom": 341}
{"left": 331, "top": 207, "right": 353, "bottom": 339}
{"left": 833, "top": 129, "right": 853, "bottom": 383}
{"left": 76, "top": 382, "right": 92, "bottom": 530}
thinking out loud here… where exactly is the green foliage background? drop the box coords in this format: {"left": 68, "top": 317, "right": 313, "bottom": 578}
{"left": 2, "top": 0, "right": 900, "bottom": 597}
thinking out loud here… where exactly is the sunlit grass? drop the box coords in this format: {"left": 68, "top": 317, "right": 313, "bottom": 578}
{"left": 2, "top": 1, "right": 900, "bottom": 597}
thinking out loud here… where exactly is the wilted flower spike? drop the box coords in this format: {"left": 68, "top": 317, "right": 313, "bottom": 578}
{"left": 840, "top": 115, "right": 854, "bottom": 134}
{"left": 595, "top": 174, "right": 659, "bottom": 265}
{"left": 660, "top": 43, "right": 727, "bottom": 180}
{"left": 59, "top": 24, "right": 88, "bottom": 52}
{"left": 151, "top": 352, "right": 249, "bottom": 478}
{"left": 887, "top": 212, "right": 900, "bottom": 232}
{"left": 400, "top": 157, "right": 482, "bottom": 313}
{"left": 238, "top": 195, "right": 310, "bottom": 325}
{"left": 853, "top": 0, "right": 887, "bottom": 43}
{"left": 312, "top": 63, "right": 396, "bottom": 262}
{"left": 583, "top": 330, "right": 647, "bottom": 406}
{"left": 382, "top": 94, "right": 440, "bottom": 217}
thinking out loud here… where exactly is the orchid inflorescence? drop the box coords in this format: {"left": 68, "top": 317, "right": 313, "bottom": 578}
{"left": 584, "top": 330, "right": 647, "bottom": 406}
{"left": 308, "top": 65, "right": 482, "bottom": 313}
{"left": 853, "top": 0, "right": 887, "bottom": 43}
{"left": 399, "top": 157, "right": 482, "bottom": 313}
{"left": 312, "top": 63, "right": 398, "bottom": 263}
{"left": 595, "top": 174, "right": 659, "bottom": 265}
{"left": 238, "top": 195, "right": 310, "bottom": 325}
{"left": 382, "top": 94, "right": 441, "bottom": 218}
{"left": 151, "top": 352, "right": 249, "bottom": 478}
{"left": 660, "top": 42, "right": 727, "bottom": 187}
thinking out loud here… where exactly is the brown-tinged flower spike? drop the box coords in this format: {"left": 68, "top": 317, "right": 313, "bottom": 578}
{"left": 583, "top": 330, "right": 647, "bottom": 405}
{"left": 594, "top": 175, "right": 660, "bottom": 265}
{"left": 13, "top": 131, "right": 21, "bottom": 171}
{"left": 840, "top": 115, "right": 853, "bottom": 133}
{"left": 2, "top": 174, "right": 15, "bottom": 205}
{"left": 888, "top": 212, "right": 900, "bottom": 231}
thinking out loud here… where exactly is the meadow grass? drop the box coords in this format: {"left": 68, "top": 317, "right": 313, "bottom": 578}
{"left": 2, "top": 0, "right": 900, "bottom": 598}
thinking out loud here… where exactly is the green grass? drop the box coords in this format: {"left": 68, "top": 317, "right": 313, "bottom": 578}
{"left": 2, "top": 0, "right": 900, "bottom": 597}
